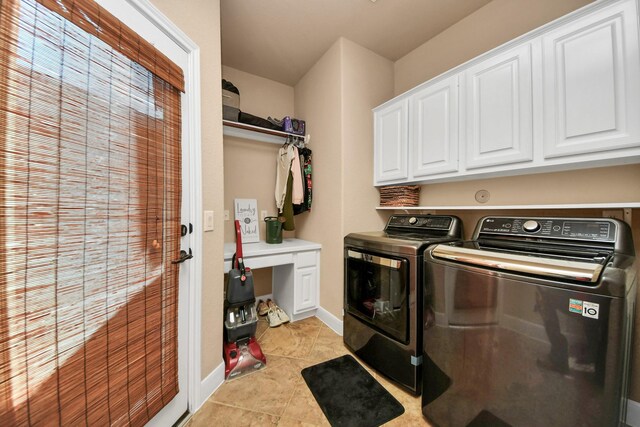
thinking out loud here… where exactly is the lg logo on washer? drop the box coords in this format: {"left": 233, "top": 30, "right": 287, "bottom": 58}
{"left": 569, "top": 298, "right": 600, "bottom": 319}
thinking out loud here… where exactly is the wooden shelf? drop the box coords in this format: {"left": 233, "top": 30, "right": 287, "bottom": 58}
{"left": 223, "top": 119, "right": 307, "bottom": 145}
{"left": 376, "top": 203, "right": 640, "bottom": 210}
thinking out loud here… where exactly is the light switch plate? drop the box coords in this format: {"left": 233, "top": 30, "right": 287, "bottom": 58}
{"left": 204, "top": 210, "right": 214, "bottom": 231}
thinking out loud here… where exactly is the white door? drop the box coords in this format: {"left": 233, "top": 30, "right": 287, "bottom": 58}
{"left": 374, "top": 99, "right": 409, "bottom": 185}
{"left": 97, "top": 1, "right": 192, "bottom": 424}
{"left": 541, "top": 0, "right": 640, "bottom": 159}
{"left": 463, "top": 42, "right": 534, "bottom": 170}
{"left": 409, "top": 75, "right": 459, "bottom": 178}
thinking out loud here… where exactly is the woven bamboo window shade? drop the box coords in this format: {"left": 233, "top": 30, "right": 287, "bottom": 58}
{"left": 0, "top": 0, "right": 184, "bottom": 425}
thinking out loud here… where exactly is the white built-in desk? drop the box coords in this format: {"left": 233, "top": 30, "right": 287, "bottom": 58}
{"left": 224, "top": 238, "right": 321, "bottom": 322}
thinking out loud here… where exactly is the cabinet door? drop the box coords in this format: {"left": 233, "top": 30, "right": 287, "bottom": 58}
{"left": 464, "top": 43, "right": 534, "bottom": 170}
{"left": 409, "top": 76, "right": 459, "bottom": 178}
{"left": 294, "top": 266, "right": 317, "bottom": 313}
{"left": 542, "top": 0, "right": 640, "bottom": 159}
{"left": 374, "top": 99, "right": 409, "bottom": 184}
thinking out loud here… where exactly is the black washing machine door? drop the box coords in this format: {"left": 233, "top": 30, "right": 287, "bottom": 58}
{"left": 345, "top": 248, "right": 410, "bottom": 344}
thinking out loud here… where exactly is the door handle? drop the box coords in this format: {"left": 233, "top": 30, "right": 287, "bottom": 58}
{"left": 172, "top": 248, "right": 193, "bottom": 264}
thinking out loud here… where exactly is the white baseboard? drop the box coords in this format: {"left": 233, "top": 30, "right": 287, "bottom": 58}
{"left": 197, "top": 362, "right": 225, "bottom": 411}
{"left": 627, "top": 399, "right": 640, "bottom": 426}
{"left": 316, "top": 306, "right": 343, "bottom": 336}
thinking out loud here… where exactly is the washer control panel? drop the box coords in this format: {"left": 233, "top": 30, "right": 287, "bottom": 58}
{"left": 478, "top": 217, "right": 616, "bottom": 242}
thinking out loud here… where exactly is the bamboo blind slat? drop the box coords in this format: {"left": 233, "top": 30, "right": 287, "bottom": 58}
{"left": 0, "top": 0, "right": 183, "bottom": 425}
{"left": 35, "top": 0, "right": 185, "bottom": 92}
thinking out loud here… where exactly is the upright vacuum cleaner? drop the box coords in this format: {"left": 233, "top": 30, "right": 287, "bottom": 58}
{"left": 223, "top": 220, "right": 267, "bottom": 379}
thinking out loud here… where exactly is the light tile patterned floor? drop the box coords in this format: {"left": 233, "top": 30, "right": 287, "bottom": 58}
{"left": 188, "top": 316, "right": 430, "bottom": 426}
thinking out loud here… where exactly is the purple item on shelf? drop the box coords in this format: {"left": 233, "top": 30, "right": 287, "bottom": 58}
{"left": 282, "top": 116, "right": 305, "bottom": 135}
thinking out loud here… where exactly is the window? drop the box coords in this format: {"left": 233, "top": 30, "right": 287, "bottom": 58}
{"left": 0, "top": 0, "right": 184, "bottom": 424}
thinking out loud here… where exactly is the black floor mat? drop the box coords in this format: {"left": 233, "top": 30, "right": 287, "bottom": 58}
{"left": 301, "top": 355, "right": 404, "bottom": 426}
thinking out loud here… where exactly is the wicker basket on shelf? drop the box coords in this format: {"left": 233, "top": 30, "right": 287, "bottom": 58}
{"left": 379, "top": 185, "right": 420, "bottom": 207}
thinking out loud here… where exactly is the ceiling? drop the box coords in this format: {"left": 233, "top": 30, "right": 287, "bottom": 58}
{"left": 220, "top": 0, "right": 492, "bottom": 86}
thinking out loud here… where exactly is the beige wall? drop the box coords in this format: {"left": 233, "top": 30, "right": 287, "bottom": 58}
{"left": 419, "top": 165, "right": 640, "bottom": 207}
{"left": 392, "top": 0, "right": 640, "bottom": 402}
{"left": 295, "top": 38, "right": 394, "bottom": 319}
{"left": 222, "top": 65, "right": 294, "bottom": 120}
{"left": 341, "top": 39, "right": 394, "bottom": 236}
{"left": 294, "top": 40, "right": 344, "bottom": 318}
{"left": 394, "top": 0, "right": 593, "bottom": 95}
{"left": 149, "top": 0, "right": 224, "bottom": 380}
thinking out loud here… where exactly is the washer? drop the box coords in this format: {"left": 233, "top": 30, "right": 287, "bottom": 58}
{"left": 422, "top": 216, "right": 636, "bottom": 426}
{"left": 344, "top": 214, "right": 463, "bottom": 395}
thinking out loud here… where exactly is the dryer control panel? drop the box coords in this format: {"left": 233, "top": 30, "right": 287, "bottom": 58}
{"left": 386, "top": 215, "right": 453, "bottom": 230}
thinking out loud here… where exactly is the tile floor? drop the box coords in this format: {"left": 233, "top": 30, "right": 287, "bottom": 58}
{"left": 188, "top": 316, "right": 429, "bottom": 426}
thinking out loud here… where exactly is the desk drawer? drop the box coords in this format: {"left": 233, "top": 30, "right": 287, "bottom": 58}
{"left": 224, "top": 253, "right": 294, "bottom": 271}
{"left": 296, "top": 251, "right": 317, "bottom": 268}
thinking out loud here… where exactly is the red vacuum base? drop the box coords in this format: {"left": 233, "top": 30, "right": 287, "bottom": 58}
{"left": 224, "top": 337, "right": 267, "bottom": 380}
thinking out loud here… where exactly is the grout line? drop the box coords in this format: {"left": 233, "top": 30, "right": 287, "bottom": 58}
{"left": 306, "top": 320, "right": 324, "bottom": 358}
{"left": 280, "top": 381, "right": 301, "bottom": 422}
{"left": 204, "top": 400, "right": 281, "bottom": 419}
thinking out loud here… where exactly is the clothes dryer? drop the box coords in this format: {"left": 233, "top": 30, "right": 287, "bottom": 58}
{"left": 344, "top": 214, "right": 463, "bottom": 394}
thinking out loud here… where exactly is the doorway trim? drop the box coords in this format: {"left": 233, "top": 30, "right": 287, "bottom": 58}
{"left": 114, "top": 0, "right": 204, "bottom": 415}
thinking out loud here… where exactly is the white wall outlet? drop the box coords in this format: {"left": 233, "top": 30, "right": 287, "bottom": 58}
{"left": 224, "top": 210, "right": 230, "bottom": 221}
{"left": 203, "top": 210, "right": 214, "bottom": 231}
{"left": 261, "top": 210, "right": 268, "bottom": 220}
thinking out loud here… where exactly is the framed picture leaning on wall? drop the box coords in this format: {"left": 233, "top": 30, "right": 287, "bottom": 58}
{"left": 234, "top": 198, "right": 260, "bottom": 243}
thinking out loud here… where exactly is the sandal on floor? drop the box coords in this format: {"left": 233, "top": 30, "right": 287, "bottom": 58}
{"left": 267, "top": 308, "right": 282, "bottom": 327}
{"left": 267, "top": 299, "right": 289, "bottom": 324}
{"left": 257, "top": 299, "right": 269, "bottom": 316}
{"left": 276, "top": 307, "right": 290, "bottom": 324}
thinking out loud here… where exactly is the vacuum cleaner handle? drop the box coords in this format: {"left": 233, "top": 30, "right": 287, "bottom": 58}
{"left": 234, "top": 220, "right": 244, "bottom": 262}
{"left": 234, "top": 219, "right": 248, "bottom": 282}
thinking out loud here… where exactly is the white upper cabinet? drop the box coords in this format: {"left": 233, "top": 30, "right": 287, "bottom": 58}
{"left": 409, "top": 75, "right": 459, "bottom": 178}
{"left": 372, "top": 0, "right": 640, "bottom": 188}
{"left": 374, "top": 99, "right": 409, "bottom": 185}
{"left": 463, "top": 43, "right": 534, "bottom": 170}
{"left": 542, "top": 0, "right": 640, "bottom": 158}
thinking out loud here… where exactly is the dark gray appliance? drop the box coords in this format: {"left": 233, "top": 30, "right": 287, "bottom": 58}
{"left": 422, "top": 216, "right": 636, "bottom": 427}
{"left": 344, "top": 214, "right": 463, "bottom": 395}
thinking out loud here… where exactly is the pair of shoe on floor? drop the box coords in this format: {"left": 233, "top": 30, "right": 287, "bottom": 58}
{"left": 257, "top": 299, "right": 290, "bottom": 327}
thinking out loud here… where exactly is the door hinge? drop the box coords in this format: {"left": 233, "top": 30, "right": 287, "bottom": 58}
{"left": 411, "top": 355, "right": 423, "bottom": 366}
